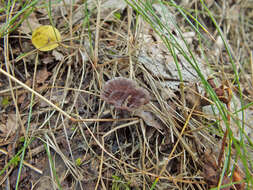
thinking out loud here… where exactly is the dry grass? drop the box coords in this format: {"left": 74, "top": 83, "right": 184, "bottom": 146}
{"left": 0, "top": 0, "right": 252, "bottom": 189}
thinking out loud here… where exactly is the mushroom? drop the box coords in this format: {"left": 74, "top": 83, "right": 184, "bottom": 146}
{"left": 101, "top": 77, "right": 150, "bottom": 111}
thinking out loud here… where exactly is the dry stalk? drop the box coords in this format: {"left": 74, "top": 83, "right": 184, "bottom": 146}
{"left": 0, "top": 148, "right": 43, "bottom": 175}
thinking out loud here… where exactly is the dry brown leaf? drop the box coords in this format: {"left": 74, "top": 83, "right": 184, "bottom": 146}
{"left": 203, "top": 150, "right": 231, "bottom": 190}
{"left": 87, "top": 0, "right": 127, "bottom": 19}
{"left": 41, "top": 56, "right": 55, "bottom": 64}
{"left": 19, "top": 12, "right": 41, "bottom": 34}
{"left": 17, "top": 93, "right": 26, "bottom": 104}
{"left": 184, "top": 83, "right": 202, "bottom": 112}
{"left": 36, "top": 67, "right": 52, "bottom": 84}
{"left": 233, "top": 166, "right": 246, "bottom": 190}
{"left": 0, "top": 114, "right": 18, "bottom": 138}
{"left": 52, "top": 50, "right": 64, "bottom": 61}
{"left": 134, "top": 110, "right": 163, "bottom": 131}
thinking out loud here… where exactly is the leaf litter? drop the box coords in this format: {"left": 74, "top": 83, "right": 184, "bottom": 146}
{"left": 0, "top": 0, "right": 252, "bottom": 189}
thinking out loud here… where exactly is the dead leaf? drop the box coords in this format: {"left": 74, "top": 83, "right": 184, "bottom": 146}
{"left": 41, "top": 55, "right": 55, "bottom": 64}
{"left": 138, "top": 17, "right": 208, "bottom": 91}
{"left": 0, "top": 114, "right": 18, "bottom": 139}
{"left": 184, "top": 83, "right": 202, "bottom": 113}
{"left": 17, "top": 93, "right": 26, "bottom": 104}
{"left": 205, "top": 0, "right": 215, "bottom": 7}
{"left": 52, "top": 50, "right": 64, "bottom": 61}
{"left": 36, "top": 67, "right": 52, "bottom": 84}
{"left": 202, "top": 150, "right": 231, "bottom": 190}
{"left": 87, "top": 0, "right": 127, "bottom": 19}
{"left": 19, "top": 12, "right": 41, "bottom": 34}
{"left": 206, "top": 78, "right": 232, "bottom": 105}
{"left": 233, "top": 166, "right": 245, "bottom": 190}
{"left": 32, "top": 25, "right": 61, "bottom": 51}
{"left": 134, "top": 110, "right": 163, "bottom": 131}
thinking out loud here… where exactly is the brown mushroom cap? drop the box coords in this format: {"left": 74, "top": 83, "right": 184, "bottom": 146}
{"left": 101, "top": 77, "right": 150, "bottom": 111}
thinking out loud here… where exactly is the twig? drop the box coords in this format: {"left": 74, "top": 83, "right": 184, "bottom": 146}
{"left": 94, "top": 0, "right": 101, "bottom": 68}
{"left": 217, "top": 86, "right": 232, "bottom": 167}
{"left": 0, "top": 149, "right": 43, "bottom": 175}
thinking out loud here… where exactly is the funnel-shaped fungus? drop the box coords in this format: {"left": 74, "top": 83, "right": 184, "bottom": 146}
{"left": 101, "top": 77, "right": 150, "bottom": 111}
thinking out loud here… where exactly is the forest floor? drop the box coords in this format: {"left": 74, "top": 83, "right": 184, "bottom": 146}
{"left": 0, "top": 0, "right": 253, "bottom": 189}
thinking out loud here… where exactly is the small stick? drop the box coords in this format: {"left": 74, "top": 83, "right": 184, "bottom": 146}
{"left": 70, "top": 117, "right": 139, "bottom": 122}
{"left": 217, "top": 86, "right": 232, "bottom": 167}
{"left": 0, "top": 149, "right": 43, "bottom": 175}
{"left": 93, "top": 0, "right": 101, "bottom": 68}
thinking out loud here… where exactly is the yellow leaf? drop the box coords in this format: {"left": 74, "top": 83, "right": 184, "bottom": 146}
{"left": 31, "top": 25, "right": 61, "bottom": 51}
